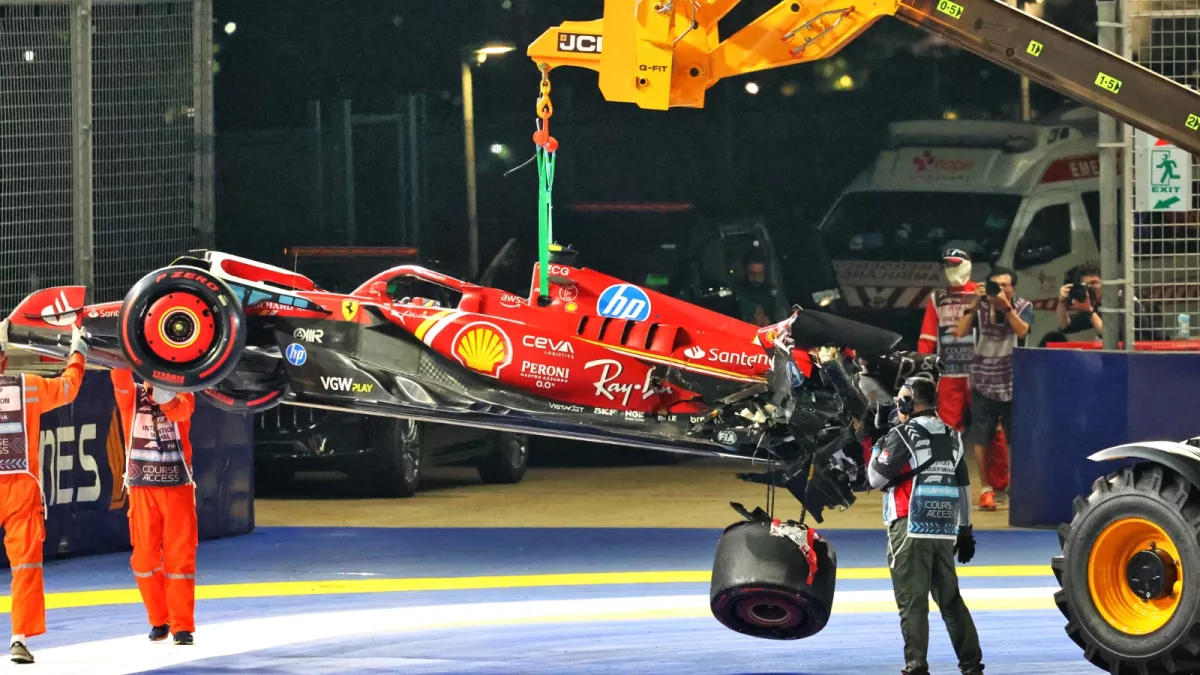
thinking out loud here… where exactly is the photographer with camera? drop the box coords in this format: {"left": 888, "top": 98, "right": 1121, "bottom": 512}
{"left": 952, "top": 267, "right": 1032, "bottom": 512}
{"left": 1054, "top": 263, "right": 1104, "bottom": 340}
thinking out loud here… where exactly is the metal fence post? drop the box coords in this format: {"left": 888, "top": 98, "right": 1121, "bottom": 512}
{"left": 1124, "top": 0, "right": 1200, "bottom": 348}
{"left": 1097, "top": 0, "right": 1122, "bottom": 350}
{"left": 1120, "top": 0, "right": 1135, "bottom": 350}
{"left": 72, "top": 0, "right": 95, "bottom": 296}
{"left": 193, "top": 0, "right": 215, "bottom": 246}
{"left": 343, "top": 99, "right": 356, "bottom": 247}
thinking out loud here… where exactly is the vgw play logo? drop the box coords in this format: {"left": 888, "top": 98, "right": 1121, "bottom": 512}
{"left": 597, "top": 285, "right": 651, "bottom": 322}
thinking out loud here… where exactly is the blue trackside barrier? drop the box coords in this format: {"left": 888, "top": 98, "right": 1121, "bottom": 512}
{"left": 0, "top": 369, "right": 254, "bottom": 565}
{"left": 1010, "top": 347, "right": 1200, "bottom": 528}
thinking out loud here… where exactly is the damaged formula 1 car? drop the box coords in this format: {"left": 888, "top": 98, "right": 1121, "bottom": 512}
{"left": 3, "top": 249, "right": 937, "bottom": 640}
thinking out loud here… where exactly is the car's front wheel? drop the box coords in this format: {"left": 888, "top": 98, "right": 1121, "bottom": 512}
{"left": 119, "top": 265, "right": 245, "bottom": 392}
{"left": 478, "top": 432, "right": 529, "bottom": 484}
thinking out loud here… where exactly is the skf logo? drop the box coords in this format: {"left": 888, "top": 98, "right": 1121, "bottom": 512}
{"left": 558, "top": 33, "right": 601, "bottom": 53}
{"left": 452, "top": 321, "right": 512, "bottom": 378}
{"left": 342, "top": 300, "right": 360, "bottom": 321}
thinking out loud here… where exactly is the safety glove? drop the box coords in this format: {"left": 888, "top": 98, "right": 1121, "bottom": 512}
{"left": 150, "top": 385, "right": 176, "bottom": 405}
{"left": 954, "top": 524, "right": 976, "bottom": 564}
{"left": 69, "top": 323, "right": 89, "bottom": 358}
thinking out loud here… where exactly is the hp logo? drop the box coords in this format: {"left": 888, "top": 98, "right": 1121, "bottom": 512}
{"left": 285, "top": 343, "right": 307, "bottom": 366}
{"left": 597, "top": 284, "right": 651, "bottom": 322}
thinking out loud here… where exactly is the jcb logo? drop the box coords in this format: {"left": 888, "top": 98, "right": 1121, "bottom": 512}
{"left": 558, "top": 33, "right": 602, "bottom": 53}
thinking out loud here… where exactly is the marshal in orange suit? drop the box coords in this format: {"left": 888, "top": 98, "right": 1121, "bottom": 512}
{"left": 111, "top": 368, "right": 198, "bottom": 646}
{"left": 0, "top": 319, "right": 88, "bottom": 665}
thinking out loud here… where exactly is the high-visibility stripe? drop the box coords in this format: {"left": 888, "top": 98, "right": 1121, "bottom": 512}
{"left": 413, "top": 309, "right": 454, "bottom": 342}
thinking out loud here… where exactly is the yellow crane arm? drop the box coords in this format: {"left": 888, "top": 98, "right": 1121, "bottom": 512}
{"left": 526, "top": 0, "right": 1200, "bottom": 155}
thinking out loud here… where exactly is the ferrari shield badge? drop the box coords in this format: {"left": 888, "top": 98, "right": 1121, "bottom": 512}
{"left": 342, "top": 300, "right": 359, "bottom": 321}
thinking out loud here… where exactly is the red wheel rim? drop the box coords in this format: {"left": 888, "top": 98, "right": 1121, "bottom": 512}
{"left": 143, "top": 292, "right": 215, "bottom": 363}
{"left": 729, "top": 591, "right": 804, "bottom": 630}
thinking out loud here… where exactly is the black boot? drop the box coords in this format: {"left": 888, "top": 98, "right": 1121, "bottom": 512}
{"left": 173, "top": 631, "right": 193, "bottom": 645}
{"left": 9, "top": 641, "right": 32, "bottom": 664}
{"left": 149, "top": 624, "right": 169, "bottom": 641}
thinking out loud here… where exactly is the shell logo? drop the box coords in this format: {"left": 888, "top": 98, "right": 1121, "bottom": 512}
{"left": 451, "top": 321, "right": 512, "bottom": 377}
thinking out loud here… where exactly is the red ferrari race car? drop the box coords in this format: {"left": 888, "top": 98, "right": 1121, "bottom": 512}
{"left": 3, "top": 249, "right": 936, "bottom": 641}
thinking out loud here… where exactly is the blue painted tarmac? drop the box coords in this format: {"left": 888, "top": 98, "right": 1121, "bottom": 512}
{"left": 1, "top": 527, "right": 1098, "bottom": 674}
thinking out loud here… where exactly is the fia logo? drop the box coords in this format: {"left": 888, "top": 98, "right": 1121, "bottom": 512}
{"left": 716, "top": 430, "right": 738, "bottom": 446}
{"left": 285, "top": 343, "right": 307, "bottom": 366}
{"left": 597, "top": 284, "right": 651, "bottom": 322}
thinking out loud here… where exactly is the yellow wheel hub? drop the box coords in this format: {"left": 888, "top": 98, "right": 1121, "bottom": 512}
{"left": 1088, "top": 517, "right": 1183, "bottom": 634}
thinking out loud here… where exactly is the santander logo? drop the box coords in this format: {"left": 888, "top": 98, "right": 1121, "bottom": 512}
{"left": 684, "top": 346, "right": 705, "bottom": 359}
{"left": 41, "top": 290, "right": 78, "bottom": 327}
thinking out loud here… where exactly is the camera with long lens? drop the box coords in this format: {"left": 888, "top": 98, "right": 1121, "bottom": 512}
{"left": 1068, "top": 282, "right": 1095, "bottom": 306}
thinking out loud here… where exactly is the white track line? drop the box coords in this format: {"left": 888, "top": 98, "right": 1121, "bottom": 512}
{"left": 5, "top": 588, "right": 1059, "bottom": 674}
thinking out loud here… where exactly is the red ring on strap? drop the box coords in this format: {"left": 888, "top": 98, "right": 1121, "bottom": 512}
{"left": 143, "top": 292, "right": 215, "bottom": 363}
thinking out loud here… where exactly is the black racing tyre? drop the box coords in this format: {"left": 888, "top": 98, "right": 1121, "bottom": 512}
{"left": 709, "top": 519, "right": 837, "bottom": 640}
{"left": 478, "top": 432, "right": 529, "bottom": 484}
{"left": 118, "top": 265, "right": 246, "bottom": 393}
{"left": 199, "top": 356, "right": 289, "bottom": 414}
{"left": 370, "top": 418, "right": 422, "bottom": 498}
{"left": 1052, "top": 463, "right": 1200, "bottom": 674}
{"left": 200, "top": 382, "right": 287, "bottom": 414}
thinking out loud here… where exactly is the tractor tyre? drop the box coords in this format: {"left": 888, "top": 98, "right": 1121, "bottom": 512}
{"left": 1053, "top": 463, "right": 1200, "bottom": 674}
{"left": 710, "top": 519, "right": 837, "bottom": 640}
{"left": 118, "top": 266, "right": 245, "bottom": 393}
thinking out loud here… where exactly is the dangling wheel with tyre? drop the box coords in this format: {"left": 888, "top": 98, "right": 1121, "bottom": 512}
{"left": 709, "top": 519, "right": 837, "bottom": 640}
{"left": 1053, "top": 463, "right": 1200, "bottom": 674}
{"left": 200, "top": 381, "right": 288, "bottom": 414}
{"left": 199, "top": 354, "right": 289, "bottom": 414}
{"left": 119, "top": 265, "right": 246, "bottom": 393}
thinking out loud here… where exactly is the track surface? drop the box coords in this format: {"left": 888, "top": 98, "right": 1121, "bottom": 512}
{"left": 0, "top": 527, "right": 1098, "bottom": 674}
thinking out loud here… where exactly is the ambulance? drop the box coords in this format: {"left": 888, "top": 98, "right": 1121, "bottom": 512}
{"left": 813, "top": 106, "right": 1198, "bottom": 348}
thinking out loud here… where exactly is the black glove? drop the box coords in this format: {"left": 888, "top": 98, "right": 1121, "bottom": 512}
{"left": 954, "top": 524, "right": 976, "bottom": 564}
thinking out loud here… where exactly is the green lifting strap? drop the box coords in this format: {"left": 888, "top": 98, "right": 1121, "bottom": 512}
{"left": 536, "top": 144, "right": 556, "bottom": 300}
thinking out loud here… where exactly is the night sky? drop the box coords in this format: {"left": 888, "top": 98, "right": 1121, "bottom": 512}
{"left": 210, "top": 0, "right": 1095, "bottom": 289}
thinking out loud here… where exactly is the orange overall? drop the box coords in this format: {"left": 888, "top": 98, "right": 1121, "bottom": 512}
{"left": 111, "top": 369, "right": 197, "bottom": 633}
{"left": 918, "top": 287, "right": 1010, "bottom": 492}
{"left": 0, "top": 352, "right": 85, "bottom": 639}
